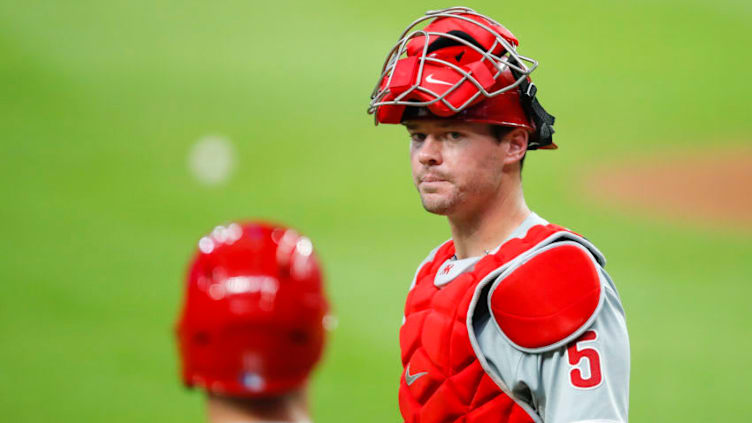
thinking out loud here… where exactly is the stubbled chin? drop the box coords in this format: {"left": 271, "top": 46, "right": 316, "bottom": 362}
{"left": 419, "top": 192, "right": 452, "bottom": 215}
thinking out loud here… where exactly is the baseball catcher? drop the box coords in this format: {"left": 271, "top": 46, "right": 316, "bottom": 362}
{"left": 175, "top": 221, "right": 329, "bottom": 423}
{"left": 368, "top": 7, "right": 630, "bottom": 423}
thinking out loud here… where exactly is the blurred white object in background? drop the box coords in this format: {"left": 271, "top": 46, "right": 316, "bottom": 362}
{"left": 188, "top": 135, "right": 236, "bottom": 186}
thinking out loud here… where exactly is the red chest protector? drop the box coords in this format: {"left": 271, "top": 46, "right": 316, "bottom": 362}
{"left": 399, "top": 223, "right": 600, "bottom": 423}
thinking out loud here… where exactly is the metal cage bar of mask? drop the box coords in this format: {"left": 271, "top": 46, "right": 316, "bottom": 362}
{"left": 368, "top": 7, "right": 539, "bottom": 119}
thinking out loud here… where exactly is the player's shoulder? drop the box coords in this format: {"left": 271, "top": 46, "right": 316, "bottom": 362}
{"left": 408, "top": 239, "right": 452, "bottom": 291}
{"left": 526, "top": 212, "right": 606, "bottom": 263}
{"left": 487, "top": 240, "right": 606, "bottom": 353}
{"left": 422, "top": 240, "right": 449, "bottom": 265}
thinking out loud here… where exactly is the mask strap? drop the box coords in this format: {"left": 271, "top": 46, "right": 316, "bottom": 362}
{"left": 509, "top": 59, "right": 556, "bottom": 150}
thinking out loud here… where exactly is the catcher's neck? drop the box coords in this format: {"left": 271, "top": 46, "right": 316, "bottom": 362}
{"left": 206, "top": 390, "right": 310, "bottom": 423}
{"left": 448, "top": 177, "right": 529, "bottom": 260}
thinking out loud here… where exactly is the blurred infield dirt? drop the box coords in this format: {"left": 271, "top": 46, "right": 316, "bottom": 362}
{"left": 584, "top": 147, "right": 752, "bottom": 228}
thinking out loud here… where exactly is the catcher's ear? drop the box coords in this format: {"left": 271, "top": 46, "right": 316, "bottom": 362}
{"left": 502, "top": 128, "right": 528, "bottom": 164}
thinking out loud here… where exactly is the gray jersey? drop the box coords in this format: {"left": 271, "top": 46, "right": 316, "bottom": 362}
{"left": 430, "top": 213, "right": 630, "bottom": 422}
{"left": 474, "top": 266, "right": 630, "bottom": 422}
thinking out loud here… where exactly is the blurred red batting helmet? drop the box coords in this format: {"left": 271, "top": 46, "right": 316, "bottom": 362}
{"left": 176, "top": 221, "right": 330, "bottom": 397}
{"left": 368, "top": 7, "right": 556, "bottom": 150}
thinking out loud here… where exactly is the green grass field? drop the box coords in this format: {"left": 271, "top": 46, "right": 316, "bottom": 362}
{"left": 1, "top": 1, "right": 750, "bottom": 421}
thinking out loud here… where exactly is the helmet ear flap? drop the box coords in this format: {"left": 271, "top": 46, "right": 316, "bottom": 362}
{"left": 375, "top": 57, "right": 418, "bottom": 123}
{"left": 376, "top": 104, "right": 406, "bottom": 124}
{"left": 389, "top": 56, "right": 420, "bottom": 95}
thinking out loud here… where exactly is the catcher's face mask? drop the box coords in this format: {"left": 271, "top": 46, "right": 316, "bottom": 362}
{"left": 368, "top": 7, "right": 556, "bottom": 150}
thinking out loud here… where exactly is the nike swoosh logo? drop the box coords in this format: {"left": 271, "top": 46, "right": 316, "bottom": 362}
{"left": 425, "top": 74, "right": 454, "bottom": 86}
{"left": 405, "top": 363, "right": 428, "bottom": 386}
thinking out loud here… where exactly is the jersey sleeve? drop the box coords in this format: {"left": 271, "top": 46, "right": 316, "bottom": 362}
{"left": 474, "top": 269, "right": 630, "bottom": 423}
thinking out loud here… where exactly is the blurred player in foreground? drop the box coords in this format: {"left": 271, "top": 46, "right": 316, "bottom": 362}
{"left": 176, "top": 221, "right": 330, "bottom": 423}
{"left": 368, "top": 7, "right": 630, "bottom": 423}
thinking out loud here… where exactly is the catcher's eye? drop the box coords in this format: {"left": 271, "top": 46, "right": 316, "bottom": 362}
{"left": 447, "top": 132, "right": 463, "bottom": 140}
{"left": 409, "top": 133, "right": 427, "bottom": 143}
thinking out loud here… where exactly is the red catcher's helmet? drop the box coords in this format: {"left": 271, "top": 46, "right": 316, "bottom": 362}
{"left": 175, "top": 221, "right": 330, "bottom": 397}
{"left": 368, "top": 7, "right": 556, "bottom": 150}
